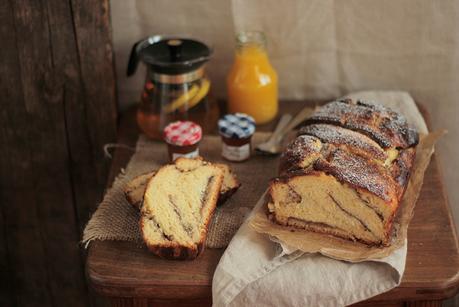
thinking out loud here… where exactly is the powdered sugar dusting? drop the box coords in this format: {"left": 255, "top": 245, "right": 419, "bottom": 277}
{"left": 279, "top": 135, "right": 322, "bottom": 172}
{"left": 317, "top": 148, "right": 396, "bottom": 202}
{"left": 306, "top": 99, "right": 418, "bottom": 149}
{"left": 298, "top": 124, "right": 387, "bottom": 161}
{"left": 279, "top": 98, "right": 417, "bottom": 201}
{"left": 286, "top": 135, "right": 322, "bottom": 158}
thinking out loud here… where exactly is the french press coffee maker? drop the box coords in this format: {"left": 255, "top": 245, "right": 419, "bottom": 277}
{"left": 127, "top": 35, "right": 219, "bottom": 140}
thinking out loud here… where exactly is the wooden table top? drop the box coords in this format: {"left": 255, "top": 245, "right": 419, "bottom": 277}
{"left": 86, "top": 101, "right": 459, "bottom": 304}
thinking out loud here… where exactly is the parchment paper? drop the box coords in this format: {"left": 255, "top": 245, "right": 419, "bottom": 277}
{"left": 249, "top": 132, "right": 442, "bottom": 262}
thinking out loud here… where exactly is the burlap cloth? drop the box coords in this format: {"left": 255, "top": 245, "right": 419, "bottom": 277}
{"left": 82, "top": 132, "right": 280, "bottom": 249}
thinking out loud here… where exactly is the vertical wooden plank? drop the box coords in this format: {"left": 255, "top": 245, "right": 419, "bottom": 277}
{"left": 0, "top": 193, "right": 15, "bottom": 307}
{"left": 69, "top": 0, "right": 118, "bottom": 232}
{"left": 46, "top": 0, "right": 117, "bottom": 233}
{"left": 16, "top": 0, "right": 89, "bottom": 300}
{"left": 2, "top": 191, "right": 55, "bottom": 306}
{"left": 0, "top": 0, "right": 16, "bottom": 304}
{"left": 0, "top": 0, "right": 54, "bottom": 305}
{"left": 0, "top": 0, "right": 117, "bottom": 306}
{"left": 47, "top": 0, "right": 118, "bottom": 301}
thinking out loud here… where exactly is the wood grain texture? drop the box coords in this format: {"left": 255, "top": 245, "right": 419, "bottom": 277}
{"left": 0, "top": 0, "right": 117, "bottom": 305}
{"left": 87, "top": 101, "right": 459, "bottom": 305}
{"left": 405, "top": 301, "right": 442, "bottom": 307}
{"left": 0, "top": 1, "right": 20, "bottom": 305}
{"left": 69, "top": 0, "right": 118, "bottom": 233}
{"left": 0, "top": 190, "right": 15, "bottom": 307}
{"left": 108, "top": 297, "right": 212, "bottom": 307}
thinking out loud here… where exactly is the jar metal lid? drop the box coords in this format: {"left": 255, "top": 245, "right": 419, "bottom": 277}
{"left": 218, "top": 113, "right": 255, "bottom": 139}
{"left": 164, "top": 121, "right": 202, "bottom": 146}
{"left": 127, "top": 35, "right": 212, "bottom": 76}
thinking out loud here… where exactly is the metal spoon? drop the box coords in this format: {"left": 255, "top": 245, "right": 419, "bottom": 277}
{"left": 255, "top": 106, "right": 315, "bottom": 155}
{"left": 255, "top": 114, "right": 292, "bottom": 155}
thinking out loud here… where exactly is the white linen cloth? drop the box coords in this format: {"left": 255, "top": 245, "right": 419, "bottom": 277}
{"left": 212, "top": 91, "right": 428, "bottom": 307}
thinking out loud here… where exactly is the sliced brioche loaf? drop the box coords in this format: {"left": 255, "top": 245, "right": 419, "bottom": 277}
{"left": 268, "top": 99, "right": 418, "bottom": 246}
{"left": 124, "top": 172, "right": 156, "bottom": 209}
{"left": 140, "top": 157, "right": 224, "bottom": 259}
{"left": 215, "top": 163, "right": 241, "bottom": 205}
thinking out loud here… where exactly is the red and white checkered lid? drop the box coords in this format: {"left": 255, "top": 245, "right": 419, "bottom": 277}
{"left": 163, "top": 121, "right": 202, "bottom": 146}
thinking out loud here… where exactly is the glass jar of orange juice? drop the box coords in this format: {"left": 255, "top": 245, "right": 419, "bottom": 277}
{"left": 227, "top": 31, "right": 278, "bottom": 124}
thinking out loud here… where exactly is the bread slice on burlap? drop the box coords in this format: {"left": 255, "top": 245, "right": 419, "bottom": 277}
{"left": 215, "top": 163, "right": 241, "bottom": 205}
{"left": 125, "top": 163, "right": 240, "bottom": 208}
{"left": 140, "top": 157, "right": 224, "bottom": 260}
{"left": 124, "top": 172, "right": 156, "bottom": 209}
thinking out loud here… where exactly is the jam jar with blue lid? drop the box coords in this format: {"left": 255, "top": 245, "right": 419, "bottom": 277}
{"left": 218, "top": 113, "right": 256, "bottom": 162}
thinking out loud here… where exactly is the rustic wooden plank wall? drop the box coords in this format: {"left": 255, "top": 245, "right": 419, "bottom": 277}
{"left": 0, "top": 0, "right": 117, "bottom": 305}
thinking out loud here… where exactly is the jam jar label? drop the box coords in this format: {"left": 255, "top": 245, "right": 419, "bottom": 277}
{"left": 172, "top": 148, "right": 199, "bottom": 161}
{"left": 222, "top": 143, "right": 250, "bottom": 161}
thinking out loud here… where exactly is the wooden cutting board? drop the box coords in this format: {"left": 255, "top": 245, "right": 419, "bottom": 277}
{"left": 86, "top": 101, "right": 459, "bottom": 306}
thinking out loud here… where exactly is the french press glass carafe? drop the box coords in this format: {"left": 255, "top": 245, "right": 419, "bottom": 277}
{"left": 127, "top": 35, "right": 219, "bottom": 140}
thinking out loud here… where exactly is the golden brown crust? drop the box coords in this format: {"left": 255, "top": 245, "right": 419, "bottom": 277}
{"left": 214, "top": 163, "right": 241, "bottom": 206}
{"left": 390, "top": 147, "right": 416, "bottom": 199}
{"left": 279, "top": 138, "right": 399, "bottom": 204}
{"left": 278, "top": 135, "right": 322, "bottom": 174}
{"left": 217, "top": 186, "right": 240, "bottom": 206}
{"left": 304, "top": 99, "right": 419, "bottom": 149}
{"left": 314, "top": 147, "right": 398, "bottom": 203}
{"left": 124, "top": 171, "right": 156, "bottom": 209}
{"left": 271, "top": 99, "right": 419, "bottom": 247}
{"left": 298, "top": 123, "right": 387, "bottom": 161}
{"left": 140, "top": 218, "right": 203, "bottom": 260}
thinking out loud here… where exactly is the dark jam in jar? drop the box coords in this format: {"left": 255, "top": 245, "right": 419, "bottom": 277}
{"left": 218, "top": 113, "right": 255, "bottom": 162}
{"left": 163, "top": 121, "right": 202, "bottom": 161}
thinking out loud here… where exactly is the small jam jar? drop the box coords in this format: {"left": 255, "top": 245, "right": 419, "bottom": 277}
{"left": 163, "top": 121, "right": 202, "bottom": 161}
{"left": 218, "top": 113, "right": 255, "bottom": 162}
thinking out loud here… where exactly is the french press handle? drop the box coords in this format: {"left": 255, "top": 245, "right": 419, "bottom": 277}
{"left": 126, "top": 40, "right": 141, "bottom": 77}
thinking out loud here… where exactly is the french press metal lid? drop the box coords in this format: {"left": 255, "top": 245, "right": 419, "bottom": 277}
{"left": 127, "top": 35, "right": 212, "bottom": 83}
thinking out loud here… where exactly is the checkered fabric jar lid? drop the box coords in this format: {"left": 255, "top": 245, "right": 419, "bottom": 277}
{"left": 218, "top": 113, "right": 256, "bottom": 139}
{"left": 163, "top": 121, "right": 202, "bottom": 146}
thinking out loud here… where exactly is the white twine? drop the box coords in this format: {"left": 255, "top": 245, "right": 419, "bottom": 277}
{"left": 103, "top": 143, "right": 136, "bottom": 159}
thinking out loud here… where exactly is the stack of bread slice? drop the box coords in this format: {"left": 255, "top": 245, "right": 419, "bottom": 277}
{"left": 125, "top": 157, "right": 240, "bottom": 259}
{"left": 268, "top": 99, "right": 419, "bottom": 246}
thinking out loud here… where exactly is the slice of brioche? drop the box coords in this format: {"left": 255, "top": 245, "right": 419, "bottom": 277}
{"left": 124, "top": 172, "right": 156, "bottom": 209}
{"left": 125, "top": 163, "right": 240, "bottom": 209}
{"left": 214, "top": 163, "right": 241, "bottom": 205}
{"left": 140, "top": 157, "right": 224, "bottom": 259}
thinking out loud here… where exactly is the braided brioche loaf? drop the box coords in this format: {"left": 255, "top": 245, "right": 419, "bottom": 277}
{"left": 268, "top": 99, "right": 418, "bottom": 246}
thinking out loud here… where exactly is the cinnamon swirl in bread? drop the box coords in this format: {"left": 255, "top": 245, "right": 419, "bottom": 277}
{"left": 125, "top": 162, "right": 240, "bottom": 209}
{"left": 268, "top": 99, "right": 418, "bottom": 246}
{"left": 140, "top": 158, "right": 223, "bottom": 259}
